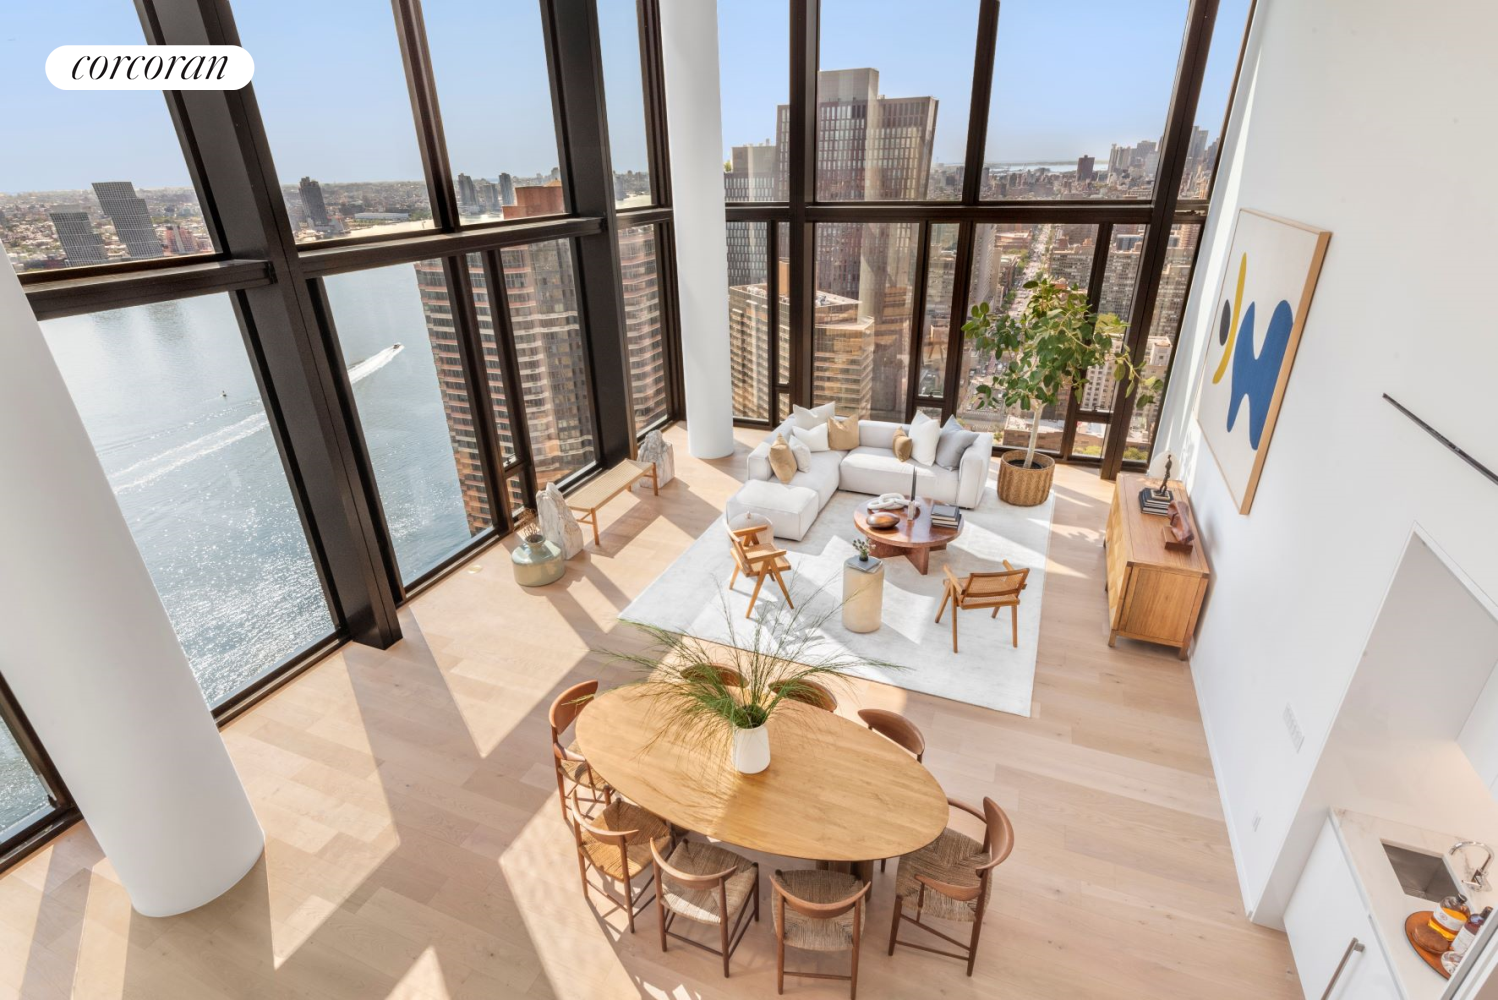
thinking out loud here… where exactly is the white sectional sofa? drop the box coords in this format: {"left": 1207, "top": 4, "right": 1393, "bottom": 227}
{"left": 736, "top": 416, "right": 994, "bottom": 540}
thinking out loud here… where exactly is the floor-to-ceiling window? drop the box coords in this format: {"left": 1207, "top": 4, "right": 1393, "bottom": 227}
{"left": 0, "top": 0, "right": 682, "bottom": 871}
{"left": 719, "top": 0, "right": 1254, "bottom": 477}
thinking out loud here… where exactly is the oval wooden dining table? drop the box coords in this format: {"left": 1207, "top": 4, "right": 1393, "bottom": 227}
{"left": 575, "top": 686, "right": 948, "bottom": 866}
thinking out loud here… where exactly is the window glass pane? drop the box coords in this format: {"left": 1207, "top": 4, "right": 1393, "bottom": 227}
{"left": 41, "top": 297, "right": 335, "bottom": 706}
{"left": 598, "top": 0, "right": 653, "bottom": 207}
{"left": 727, "top": 221, "right": 770, "bottom": 422}
{"left": 981, "top": 0, "right": 1188, "bottom": 200}
{"left": 1124, "top": 223, "right": 1198, "bottom": 457}
{"left": 1181, "top": 0, "right": 1252, "bottom": 198}
{"left": 816, "top": 0, "right": 976, "bottom": 201}
{"left": 234, "top": 3, "right": 433, "bottom": 242}
{"left": 463, "top": 254, "right": 519, "bottom": 468}
{"left": 500, "top": 240, "right": 596, "bottom": 485}
{"left": 918, "top": 223, "right": 960, "bottom": 398}
{"left": 719, "top": 0, "right": 788, "bottom": 202}
{"left": 959, "top": 223, "right": 1098, "bottom": 448}
{"left": 424, "top": 1, "right": 566, "bottom": 224}
{"left": 619, "top": 226, "right": 669, "bottom": 431}
{"left": 0, "top": 720, "right": 50, "bottom": 843}
{"left": 777, "top": 222, "right": 790, "bottom": 393}
{"left": 325, "top": 264, "right": 490, "bottom": 583}
{"left": 1, "top": 4, "right": 214, "bottom": 273}
{"left": 813, "top": 222, "right": 919, "bottom": 421}
{"left": 1076, "top": 223, "right": 1147, "bottom": 415}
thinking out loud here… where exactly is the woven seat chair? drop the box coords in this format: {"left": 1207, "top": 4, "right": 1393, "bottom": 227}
{"left": 771, "top": 869, "right": 870, "bottom": 999}
{"left": 550, "top": 680, "right": 611, "bottom": 822}
{"left": 856, "top": 709, "right": 927, "bottom": 873}
{"left": 770, "top": 678, "right": 838, "bottom": 713}
{"left": 650, "top": 837, "right": 760, "bottom": 977}
{"left": 566, "top": 792, "right": 672, "bottom": 933}
{"left": 935, "top": 562, "right": 1029, "bottom": 653}
{"left": 728, "top": 522, "right": 794, "bottom": 618}
{"left": 888, "top": 797, "right": 1014, "bottom": 976}
{"left": 680, "top": 664, "right": 746, "bottom": 687}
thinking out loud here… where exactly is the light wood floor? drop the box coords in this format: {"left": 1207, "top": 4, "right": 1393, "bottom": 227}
{"left": 0, "top": 425, "right": 1300, "bottom": 999}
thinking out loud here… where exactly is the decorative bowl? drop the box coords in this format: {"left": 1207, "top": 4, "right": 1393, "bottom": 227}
{"left": 866, "top": 512, "right": 899, "bottom": 530}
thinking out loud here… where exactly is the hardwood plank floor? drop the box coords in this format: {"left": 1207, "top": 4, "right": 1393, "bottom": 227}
{"left": 0, "top": 425, "right": 1300, "bottom": 999}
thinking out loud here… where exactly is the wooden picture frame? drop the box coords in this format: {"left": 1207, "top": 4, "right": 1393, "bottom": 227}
{"left": 1195, "top": 208, "right": 1330, "bottom": 514}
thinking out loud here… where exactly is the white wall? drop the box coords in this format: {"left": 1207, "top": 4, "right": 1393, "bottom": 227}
{"left": 1152, "top": 0, "right": 1498, "bottom": 918}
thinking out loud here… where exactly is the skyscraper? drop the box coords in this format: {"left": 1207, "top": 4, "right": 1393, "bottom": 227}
{"left": 92, "top": 181, "right": 161, "bottom": 259}
{"left": 497, "top": 172, "right": 516, "bottom": 207}
{"left": 162, "top": 223, "right": 199, "bottom": 255}
{"left": 456, "top": 173, "right": 479, "bottom": 214}
{"left": 1077, "top": 155, "right": 1096, "bottom": 181}
{"left": 618, "top": 226, "right": 668, "bottom": 427}
{"left": 46, "top": 206, "right": 108, "bottom": 265}
{"left": 299, "top": 177, "right": 329, "bottom": 227}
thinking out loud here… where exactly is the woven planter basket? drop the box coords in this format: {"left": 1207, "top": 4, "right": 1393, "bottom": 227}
{"left": 997, "top": 450, "right": 1055, "bottom": 507}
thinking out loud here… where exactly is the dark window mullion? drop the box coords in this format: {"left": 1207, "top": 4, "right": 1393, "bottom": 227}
{"left": 940, "top": 220, "right": 977, "bottom": 422}
{"left": 1059, "top": 221, "right": 1114, "bottom": 458}
{"left": 904, "top": 220, "right": 931, "bottom": 421}
{"left": 961, "top": 0, "right": 1001, "bottom": 206}
{"left": 481, "top": 248, "right": 539, "bottom": 511}
{"left": 443, "top": 256, "right": 515, "bottom": 535}
{"left": 392, "top": 0, "right": 460, "bottom": 232}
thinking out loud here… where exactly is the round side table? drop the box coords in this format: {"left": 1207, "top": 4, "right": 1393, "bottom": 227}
{"left": 842, "top": 555, "right": 884, "bottom": 633}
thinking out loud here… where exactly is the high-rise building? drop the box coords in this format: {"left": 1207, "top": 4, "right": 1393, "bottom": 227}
{"left": 724, "top": 143, "right": 779, "bottom": 202}
{"left": 46, "top": 206, "right": 108, "bottom": 265}
{"left": 476, "top": 179, "right": 500, "bottom": 214}
{"left": 162, "top": 224, "right": 200, "bottom": 255}
{"left": 456, "top": 173, "right": 479, "bottom": 214}
{"left": 511, "top": 182, "right": 564, "bottom": 220}
{"left": 1077, "top": 155, "right": 1096, "bottom": 181}
{"left": 92, "top": 182, "right": 161, "bottom": 259}
{"left": 618, "top": 226, "right": 668, "bottom": 427}
{"left": 299, "top": 176, "right": 329, "bottom": 227}
{"left": 792, "top": 68, "right": 936, "bottom": 202}
{"left": 497, "top": 172, "right": 516, "bottom": 206}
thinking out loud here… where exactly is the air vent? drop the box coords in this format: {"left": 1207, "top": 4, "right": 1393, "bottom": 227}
{"left": 1283, "top": 703, "right": 1305, "bottom": 753}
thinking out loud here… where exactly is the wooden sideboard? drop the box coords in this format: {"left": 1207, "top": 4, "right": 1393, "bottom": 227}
{"left": 1104, "top": 473, "right": 1210, "bottom": 659}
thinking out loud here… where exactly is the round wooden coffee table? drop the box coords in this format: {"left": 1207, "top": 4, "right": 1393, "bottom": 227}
{"left": 853, "top": 497, "right": 959, "bottom": 575}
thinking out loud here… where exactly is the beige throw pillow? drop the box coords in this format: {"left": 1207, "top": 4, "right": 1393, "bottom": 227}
{"left": 768, "top": 434, "right": 797, "bottom": 483}
{"left": 892, "top": 427, "right": 914, "bottom": 462}
{"left": 827, "top": 414, "right": 860, "bottom": 450}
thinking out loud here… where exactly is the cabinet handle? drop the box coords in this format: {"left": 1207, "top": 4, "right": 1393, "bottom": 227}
{"left": 1320, "top": 937, "right": 1364, "bottom": 1000}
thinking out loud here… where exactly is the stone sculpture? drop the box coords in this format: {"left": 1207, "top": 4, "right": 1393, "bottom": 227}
{"left": 636, "top": 428, "right": 674, "bottom": 490}
{"left": 538, "top": 482, "right": 584, "bottom": 559}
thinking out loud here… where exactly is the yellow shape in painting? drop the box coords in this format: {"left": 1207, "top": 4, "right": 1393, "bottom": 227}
{"left": 1212, "top": 253, "right": 1247, "bottom": 384}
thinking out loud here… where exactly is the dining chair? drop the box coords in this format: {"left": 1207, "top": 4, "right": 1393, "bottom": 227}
{"left": 550, "top": 680, "right": 611, "bottom": 822}
{"left": 771, "top": 678, "right": 838, "bottom": 713}
{"left": 566, "top": 790, "right": 672, "bottom": 934}
{"left": 857, "top": 709, "right": 926, "bottom": 872}
{"left": 650, "top": 836, "right": 760, "bottom": 977}
{"left": 680, "top": 664, "right": 746, "bottom": 687}
{"left": 888, "top": 797, "right": 1014, "bottom": 976}
{"left": 772, "top": 869, "right": 870, "bottom": 999}
{"left": 935, "top": 562, "right": 1029, "bottom": 653}
{"left": 728, "top": 523, "right": 794, "bottom": 618}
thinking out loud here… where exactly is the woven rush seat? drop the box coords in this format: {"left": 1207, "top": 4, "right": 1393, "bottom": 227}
{"left": 772, "top": 870, "right": 864, "bottom": 951}
{"left": 560, "top": 739, "right": 609, "bottom": 791}
{"left": 660, "top": 841, "right": 757, "bottom": 924}
{"left": 581, "top": 801, "right": 670, "bottom": 880}
{"left": 895, "top": 827, "right": 992, "bottom": 922}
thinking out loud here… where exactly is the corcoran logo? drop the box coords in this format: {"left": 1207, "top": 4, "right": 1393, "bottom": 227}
{"left": 46, "top": 45, "right": 254, "bottom": 91}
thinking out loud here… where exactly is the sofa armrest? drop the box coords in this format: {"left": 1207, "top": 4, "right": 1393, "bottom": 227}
{"left": 746, "top": 441, "right": 773, "bottom": 482}
{"left": 955, "top": 432, "right": 995, "bottom": 508}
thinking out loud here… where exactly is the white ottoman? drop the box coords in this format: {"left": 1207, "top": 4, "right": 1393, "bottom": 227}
{"left": 725, "top": 480, "right": 820, "bottom": 541}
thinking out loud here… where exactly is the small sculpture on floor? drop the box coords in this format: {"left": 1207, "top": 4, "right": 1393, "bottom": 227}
{"left": 635, "top": 428, "right": 674, "bottom": 490}
{"left": 538, "top": 482, "right": 585, "bottom": 559}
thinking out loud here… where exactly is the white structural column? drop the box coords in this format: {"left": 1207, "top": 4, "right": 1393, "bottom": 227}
{"left": 0, "top": 254, "right": 263, "bottom": 916}
{"left": 659, "top": 0, "right": 736, "bottom": 458}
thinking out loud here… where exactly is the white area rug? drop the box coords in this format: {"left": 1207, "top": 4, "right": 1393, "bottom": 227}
{"left": 620, "top": 487, "right": 1054, "bottom": 717}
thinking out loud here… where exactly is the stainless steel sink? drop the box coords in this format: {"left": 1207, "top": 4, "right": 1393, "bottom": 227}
{"left": 1383, "top": 842, "right": 1460, "bottom": 903}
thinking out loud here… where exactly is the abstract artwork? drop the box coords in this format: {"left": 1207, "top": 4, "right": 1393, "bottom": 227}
{"left": 1196, "top": 209, "right": 1330, "bottom": 513}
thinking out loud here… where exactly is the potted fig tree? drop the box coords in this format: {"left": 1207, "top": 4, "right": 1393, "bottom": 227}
{"left": 962, "top": 275, "right": 1160, "bottom": 506}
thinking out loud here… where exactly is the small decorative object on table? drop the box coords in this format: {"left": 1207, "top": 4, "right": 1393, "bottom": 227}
{"left": 930, "top": 502, "right": 963, "bottom": 530}
{"left": 851, "top": 537, "right": 871, "bottom": 562}
{"left": 865, "top": 511, "right": 899, "bottom": 530}
{"left": 1138, "top": 452, "right": 1176, "bottom": 514}
{"left": 511, "top": 512, "right": 565, "bottom": 587}
{"left": 906, "top": 468, "right": 919, "bottom": 519}
{"left": 1163, "top": 499, "right": 1196, "bottom": 552}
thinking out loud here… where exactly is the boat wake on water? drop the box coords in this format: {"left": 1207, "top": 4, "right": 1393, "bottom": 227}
{"left": 110, "top": 344, "right": 405, "bottom": 493}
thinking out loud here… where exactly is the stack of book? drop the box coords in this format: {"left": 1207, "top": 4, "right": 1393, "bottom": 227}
{"left": 1137, "top": 487, "right": 1174, "bottom": 515}
{"left": 931, "top": 503, "right": 962, "bottom": 530}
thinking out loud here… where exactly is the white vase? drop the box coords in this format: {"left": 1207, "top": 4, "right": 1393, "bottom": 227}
{"left": 731, "top": 723, "right": 770, "bottom": 774}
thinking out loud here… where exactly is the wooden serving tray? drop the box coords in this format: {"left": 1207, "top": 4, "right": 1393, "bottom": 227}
{"left": 1406, "top": 911, "right": 1453, "bottom": 979}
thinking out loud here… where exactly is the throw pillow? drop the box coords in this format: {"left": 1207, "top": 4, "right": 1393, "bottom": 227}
{"left": 892, "top": 426, "right": 914, "bottom": 462}
{"left": 791, "top": 402, "right": 836, "bottom": 430}
{"left": 788, "top": 433, "right": 812, "bottom": 472}
{"left": 827, "top": 414, "right": 860, "bottom": 450}
{"left": 907, "top": 410, "right": 941, "bottom": 465}
{"left": 768, "top": 434, "right": 797, "bottom": 483}
{"left": 791, "top": 422, "right": 830, "bottom": 452}
{"left": 935, "top": 427, "right": 980, "bottom": 470}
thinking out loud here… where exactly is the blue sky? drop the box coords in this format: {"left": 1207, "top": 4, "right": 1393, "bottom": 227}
{"left": 2, "top": 0, "right": 1247, "bottom": 193}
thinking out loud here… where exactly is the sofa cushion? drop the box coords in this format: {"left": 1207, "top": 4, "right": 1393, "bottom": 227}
{"left": 827, "top": 414, "right": 860, "bottom": 450}
{"left": 787, "top": 449, "right": 842, "bottom": 507}
{"left": 791, "top": 402, "right": 836, "bottom": 429}
{"left": 768, "top": 435, "right": 796, "bottom": 483}
{"left": 839, "top": 447, "right": 959, "bottom": 505}
{"left": 726, "top": 480, "right": 819, "bottom": 542}
{"left": 791, "top": 422, "right": 830, "bottom": 452}
{"left": 857, "top": 419, "right": 901, "bottom": 450}
{"left": 935, "top": 427, "right": 979, "bottom": 470}
{"left": 907, "top": 411, "right": 940, "bottom": 465}
{"left": 892, "top": 427, "right": 913, "bottom": 461}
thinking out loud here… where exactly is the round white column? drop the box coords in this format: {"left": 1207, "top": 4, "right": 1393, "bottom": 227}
{"left": 0, "top": 250, "right": 264, "bottom": 917}
{"left": 659, "top": 0, "right": 736, "bottom": 459}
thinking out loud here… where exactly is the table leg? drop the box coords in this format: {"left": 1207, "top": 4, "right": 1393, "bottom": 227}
{"left": 909, "top": 547, "right": 931, "bottom": 575}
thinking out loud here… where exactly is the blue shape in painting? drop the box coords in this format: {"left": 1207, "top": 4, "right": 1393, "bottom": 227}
{"left": 1224, "top": 299, "right": 1294, "bottom": 450}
